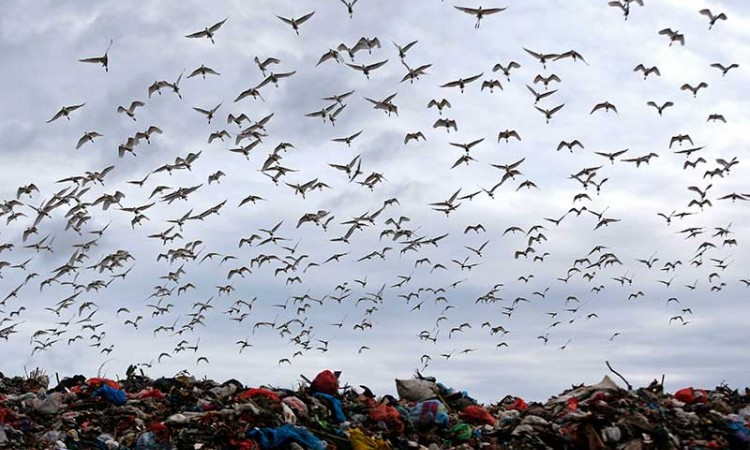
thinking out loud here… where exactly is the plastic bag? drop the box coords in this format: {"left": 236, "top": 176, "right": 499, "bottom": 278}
{"left": 408, "top": 400, "right": 449, "bottom": 427}
{"left": 395, "top": 379, "right": 439, "bottom": 402}
{"left": 349, "top": 427, "right": 390, "bottom": 450}
{"left": 311, "top": 370, "right": 339, "bottom": 396}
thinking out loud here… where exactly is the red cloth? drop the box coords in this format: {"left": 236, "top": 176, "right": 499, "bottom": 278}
{"left": 370, "top": 403, "right": 404, "bottom": 432}
{"left": 567, "top": 397, "right": 579, "bottom": 411}
{"left": 460, "top": 405, "right": 497, "bottom": 426}
{"left": 510, "top": 398, "right": 528, "bottom": 411}
{"left": 87, "top": 378, "right": 120, "bottom": 389}
{"left": 311, "top": 370, "right": 339, "bottom": 395}
{"left": 237, "top": 388, "right": 280, "bottom": 402}
{"left": 130, "top": 388, "right": 165, "bottom": 399}
{"left": 675, "top": 387, "right": 707, "bottom": 404}
{"left": 230, "top": 438, "right": 260, "bottom": 450}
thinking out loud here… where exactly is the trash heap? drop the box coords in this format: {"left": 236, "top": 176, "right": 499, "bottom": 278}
{"left": 0, "top": 366, "right": 748, "bottom": 450}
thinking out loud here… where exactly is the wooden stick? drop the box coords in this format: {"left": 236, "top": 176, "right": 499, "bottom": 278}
{"left": 606, "top": 361, "right": 633, "bottom": 391}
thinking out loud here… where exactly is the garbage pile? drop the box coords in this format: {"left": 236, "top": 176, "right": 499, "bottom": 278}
{"left": 0, "top": 366, "right": 748, "bottom": 449}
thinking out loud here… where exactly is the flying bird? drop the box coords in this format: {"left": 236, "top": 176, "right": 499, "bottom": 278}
{"left": 590, "top": 101, "right": 618, "bottom": 115}
{"left": 699, "top": 9, "right": 727, "bottom": 29}
{"left": 658, "top": 28, "right": 685, "bottom": 46}
{"left": 193, "top": 103, "right": 223, "bottom": 124}
{"left": 680, "top": 82, "right": 708, "bottom": 97}
{"left": 47, "top": 104, "right": 85, "bottom": 123}
{"left": 117, "top": 101, "right": 146, "bottom": 121}
{"left": 647, "top": 101, "right": 673, "bottom": 116}
{"left": 710, "top": 63, "right": 739, "bottom": 77}
{"left": 78, "top": 39, "right": 113, "bottom": 72}
{"left": 633, "top": 64, "right": 660, "bottom": 79}
{"left": 535, "top": 104, "right": 564, "bottom": 124}
{"left": 454, "top": 6, "right": 507, "bottom": 28}
{"left": 277, "top": 12, "right": 316, "bottom": 35}
{"left": 185, "top": 18, "right": 228, "bottom": 44}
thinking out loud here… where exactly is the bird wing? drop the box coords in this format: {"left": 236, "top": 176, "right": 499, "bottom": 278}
{"left": 296, "top": 11, "right": 316, "bottom": 24}
{"left": 454, "top": 6, "right": 478, "bottom": 14}
{"left": 209, "top": 17, "right": 228, "bottom": 32}
{"left": 523, "top": 48, "right": 542, "bottom": 60}
{"left": 464, "top": 72, "right": 484, "bottom": 83}
{"left": 365, "top": 59, "right": 389, "bottom": 71}
{"left": 346, "top": 63, "right": 365, "bottom": 72}
{"left": 186, "top": 30, "right": 209, "bottom": 38}
{"left": 276, "top": 15, "right": 294, "bottom": 25}
{"left": 79, "top": 56, "right": 104, "bottom": 64}
{"left": 550, "top": 104, "right": 565, "bottom": 114}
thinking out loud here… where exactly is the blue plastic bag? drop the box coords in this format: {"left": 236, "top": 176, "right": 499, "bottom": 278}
{"left": 408, "top": 400, "right": 449, "bottom": 427}
{"left": 92, "top": 384, "right": 127, "bottom": 406}
{"left": 247, "top": 424, "right": 326, "bottom": 450}
{"left": 313, "top": 392, "right": 346, "bottom": 423}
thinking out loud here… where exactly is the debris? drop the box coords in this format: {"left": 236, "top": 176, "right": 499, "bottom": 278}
{"left": 0, "top": 369, "right": 747, "bottom": 450}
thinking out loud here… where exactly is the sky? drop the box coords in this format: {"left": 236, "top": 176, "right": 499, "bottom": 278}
{"left": 0, "top": 0, "right": 749, "bottom": 403}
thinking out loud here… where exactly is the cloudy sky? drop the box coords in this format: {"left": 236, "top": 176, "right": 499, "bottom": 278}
{"left": 1, "top": 0, "right": 749, "bottom": 402}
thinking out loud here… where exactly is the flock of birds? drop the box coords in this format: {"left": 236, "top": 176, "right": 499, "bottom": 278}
{"left": 0, "top": 1, "right": 747, "bottom": 375}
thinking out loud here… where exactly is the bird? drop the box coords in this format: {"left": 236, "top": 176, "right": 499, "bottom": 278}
{"left": 497, "top": 130, "right": 521, "bottom": 143}
{"left": 346, "top": 60, "right": 389, "bottom": 79}
{"left": 76, "top": 131, "right": 103, "bottom": 149}
{"left": 340, "top": 0, "right": 359, "bottom": 19}
{"left": 254, "top": 56, "right": 282, "bottom": 75}
{"left": 590, "top": 101, "right": 618, "bottom": 115}
{"left": 117, "top": 101, "right": 145, "bottom": 121}
{"left": 633, "top": 64, "right": 660, "bottom": 79}
{"left": 441, "top": 73, "right": 483, "bottom": 93}
{"left": 681, "top": 82, "right": 708, "bottom": 97}
{"left": 404, "top": 132, "right": 426, "bottom": 144}
{"left": 317, "top": 49, "right": 341, "bottom": 66}
{"left": 481, "top": 79, "right": 503, "bottom": 92}
{"left": 78, "top": 39, "right": 113, "bottom": 72}
{"left": 47, "top": 104, "right": 86, "bottom": 123}
{"left": 434, "top": 118, "right": 458, "bottom": 133}
{"left": 492, "top": 61, "right": 521, "bottom": 81}
{"left": 535, "top": 104, "right": 564, "bottom": 123}
{"left": 276, "top": 12, "right": 316, "bottom": 35}
{"left": 187, "top": 64, "right": 220, "bottom": 79}
{"left": 523, "top": 48, "right": 559, "bottom": 69}
{"left": 185, "top": 18, "right": 228, "bottom": 44}
{"left": 526, "top": 85, "right": 557, "bottom": 104}
{"left": 427, "top": 98, "right": 452, "bottom": 114}
{"left": 331, "top": 130, "right": 363, "bottom": 146}
{"left": 193, "top": 103, "right": 223, "bottom": 124}
{"left": 450, "top": 138, "right": 485, "bottom": 153}
{"left": 707, "top": 114, "right": 726, "bottom": 123}
{"left": 699, "top": 9, "right": 727, "bottom": 29}
{"left": 658, "top": 28, "right": 685, "bottom": 46}
{"left": 608, "top": 0, "right": 644, "bottom": 21}
{"left": 647, "top": 101, "right": 673, "bottom": 116}
{"left": 555, "top": 141, "right": 583, "bottom": 155}
{"left": 256, "top": 71, "right": 297, "bottom": 89}
{"left": 394, "top": 40, "right": 418, "bottom": 59}
{"left": 533, "top": 74, "right": 561, "bottom": 89}
{"left": 454, "top": 6, "right": 507, "bottom": 28}
{"left": 555, "top": 50, "right": 588, "bottom": 65}
{"left": 710, "top": 63, "right": 739, "bottom": 77}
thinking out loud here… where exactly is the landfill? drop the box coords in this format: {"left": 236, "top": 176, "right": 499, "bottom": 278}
{"left": 0, "top": 366, "right": 748, "bottom": 449}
